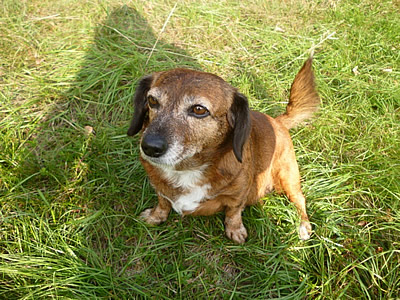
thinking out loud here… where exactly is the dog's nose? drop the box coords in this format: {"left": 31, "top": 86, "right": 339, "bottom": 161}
{"left": 141, "top": 134, "right": 168, "bottom": 158}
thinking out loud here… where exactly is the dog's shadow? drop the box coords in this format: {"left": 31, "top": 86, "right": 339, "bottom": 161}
{"left": 29, "top": 5, "right": 201, "bottom": 201}
{"left": 17, "top": 4, "right": 205, "bottom": 252}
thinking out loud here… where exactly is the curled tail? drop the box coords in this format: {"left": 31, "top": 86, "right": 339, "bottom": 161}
{"left": 276, "top": 58, "right": 320, "bottom": 130}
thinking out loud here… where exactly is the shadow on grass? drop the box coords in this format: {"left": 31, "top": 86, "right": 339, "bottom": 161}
{"left": 27, "top": 5, "right": 202, "bottom": 207}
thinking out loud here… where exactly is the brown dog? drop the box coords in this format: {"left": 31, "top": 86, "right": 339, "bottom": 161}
{"left": 127, "top": 58, "right": 319, "bottom": 243}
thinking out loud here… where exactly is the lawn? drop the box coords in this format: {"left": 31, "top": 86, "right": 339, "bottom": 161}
{"left": 1, "top": 0, "right": 399, "bottom": 298}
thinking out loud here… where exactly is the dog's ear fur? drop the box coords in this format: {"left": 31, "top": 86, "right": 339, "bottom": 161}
{"left": 228, "top": 92, "right": 251, "bottom": 163}
{"left": 127, "top": 75, "right": 153, "bottom": 136}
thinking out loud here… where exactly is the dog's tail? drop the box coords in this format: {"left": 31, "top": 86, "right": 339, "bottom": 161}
{"left": 276, "top": 58, "right": 320, "bottom": 130}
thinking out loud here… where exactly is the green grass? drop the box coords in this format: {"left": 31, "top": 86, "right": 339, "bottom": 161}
{"left": 1, "top": 0, "right": 399, "bottom": 298}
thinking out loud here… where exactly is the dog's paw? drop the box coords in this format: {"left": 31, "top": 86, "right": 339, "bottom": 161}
{"left": 299, "top": 221, "right": 312, "bottom": 240}
{"left": 225, "top": 223, "right": 248, "bottom": 244}
{"left": 140, "top": 208, "right": 165, "bottom": 225}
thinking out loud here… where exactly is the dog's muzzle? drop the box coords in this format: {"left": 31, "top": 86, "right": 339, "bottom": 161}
{"left": 141, "top": 134, "right": 168, "bottom": 158}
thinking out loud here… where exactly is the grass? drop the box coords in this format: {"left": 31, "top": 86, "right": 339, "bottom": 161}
{"left": 1, "top": 0, "right": 399, "bottom": 298}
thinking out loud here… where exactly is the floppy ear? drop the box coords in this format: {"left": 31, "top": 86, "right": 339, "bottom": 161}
{"left": 127, "top": 75, "right": 153, "bottom": 136}
{"left": 228, "top": 92, "right": 251, "bottom": 163}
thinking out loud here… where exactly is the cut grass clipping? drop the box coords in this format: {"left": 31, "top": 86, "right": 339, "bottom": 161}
{"left": 1, "top": 0, "right": 399, "bottom": 298}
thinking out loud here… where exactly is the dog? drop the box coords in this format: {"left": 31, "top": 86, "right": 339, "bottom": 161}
{"left": 127, "top": 58, "right": 320, "bottom": 243}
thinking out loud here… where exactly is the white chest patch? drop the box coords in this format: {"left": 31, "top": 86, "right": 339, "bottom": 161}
{"left": 158, "top": 165, "right": 210, "bottom": 214}
{"left": 160, "top": 165, "right": 207, "bottom": 189}
{"left": 171, "top": 184, "right": 211, "bottom": 214}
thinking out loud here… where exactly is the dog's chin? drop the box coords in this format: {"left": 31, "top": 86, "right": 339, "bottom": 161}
{"left": 141, "top": 153, "right": 180, "bottom": 167}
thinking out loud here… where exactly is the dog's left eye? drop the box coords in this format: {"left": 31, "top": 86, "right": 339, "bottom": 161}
{"left": 189, "top": 105, "right": 209, "bottom": 118}
{"left": 147, "top": 95, "right": 159, "bottom": 108}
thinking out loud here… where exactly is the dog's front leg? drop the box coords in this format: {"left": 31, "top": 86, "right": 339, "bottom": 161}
{"left": 224, "top": 204, "right": 248, "bottom": 244}
{"left": 140, "top": 194, "right": 171, "bottom": 225}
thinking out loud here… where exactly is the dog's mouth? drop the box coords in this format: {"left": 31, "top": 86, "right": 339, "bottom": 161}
{"left": 140, "top": 138, "right": 191, "bottom": 167}
{"left": 139, "top": 130, "right": 200, "bottom": 167}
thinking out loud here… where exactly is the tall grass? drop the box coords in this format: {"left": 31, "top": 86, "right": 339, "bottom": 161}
{"left": 1, "top": 0, "right": 399, "bottom": 298}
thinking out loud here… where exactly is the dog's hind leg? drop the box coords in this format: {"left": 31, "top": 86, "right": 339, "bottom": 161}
{"left": 276, "top": 160, "right": 312, "bottom": 240}
{"left": 287, "top": 188, "right": 312, "bottom": 240}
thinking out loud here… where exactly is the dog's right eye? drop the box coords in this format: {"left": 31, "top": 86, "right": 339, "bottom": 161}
{"left": 147, "top": 95, "right": 159, "bottom": 108}
{"left": 189, "top": 105, "right": 210, "bottom": 118}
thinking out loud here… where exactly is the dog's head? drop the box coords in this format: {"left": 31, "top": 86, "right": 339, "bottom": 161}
{"left": 127, "top": 69, "right": 251, "bottom": 167}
